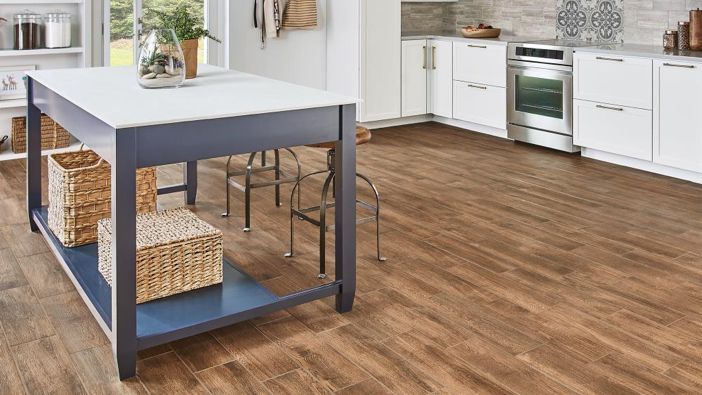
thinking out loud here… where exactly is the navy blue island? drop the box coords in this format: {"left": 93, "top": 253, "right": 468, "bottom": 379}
{"left": 25, "top": 65, "right": 358, "bottom": 380}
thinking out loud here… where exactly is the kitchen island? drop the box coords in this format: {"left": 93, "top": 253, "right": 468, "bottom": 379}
{"left": 25, "top": 65, "right": 358, "bottom": 379}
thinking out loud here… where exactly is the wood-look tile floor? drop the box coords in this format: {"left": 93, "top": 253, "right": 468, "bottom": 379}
{"left": 1, "top": 122, "right": 702, "bottom": 394}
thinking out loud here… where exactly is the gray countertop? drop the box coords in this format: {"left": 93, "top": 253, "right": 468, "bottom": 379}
{"left": 575, "top": 43, "right": 702, "bottom": 63}
{"left": 401, "top": 31, "right": 550, "bottom": 46}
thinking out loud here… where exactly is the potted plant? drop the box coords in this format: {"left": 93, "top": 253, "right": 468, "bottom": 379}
{"left": 151, "top": 4, "right": 220, "bottom": 79}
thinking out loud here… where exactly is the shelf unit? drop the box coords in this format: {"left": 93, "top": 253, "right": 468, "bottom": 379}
{"left": 0, "top": 99, "right": 25, "bottom": 109}
{"left": 0, "top": 0, "right": 82, "bottom": 4}
{"left": 0, "top": 138, "right": 80, "bottom": 162}
{"left": 0, "top": 0, "right": 90, "bottom": 162}
{"left": 0, "top": 47, "right": 84, "bottom": 57}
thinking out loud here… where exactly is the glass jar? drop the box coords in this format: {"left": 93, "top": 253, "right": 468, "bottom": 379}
{"left": 678, "top": 21, "right": 690, "bottom": 50}
{"left": 137, "top": 29, "right": 185, "bottom": 89}
{"left": 44, "top": 12, "right": 71, "bottom": 49}
{"left": 13, "top": 10, "right": 42, "bottom": 50}
{"left": 663, "top": 30, "right": 678, "bottom": 50}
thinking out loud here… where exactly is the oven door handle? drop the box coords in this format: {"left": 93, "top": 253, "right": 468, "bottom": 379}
{"left": 508, "top": 65, "right": 574, "bottom": 79}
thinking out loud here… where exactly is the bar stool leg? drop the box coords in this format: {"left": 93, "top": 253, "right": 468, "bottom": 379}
{"left": 356, "top": 173, "right": 387, "bottom": 262}
{"left": 274, "top": 149, "right": 282, "bottom": 207}
{"left": 222, "top": 155, "right": 234, "bottom": 217}
{"left": 243, "top": 152, "right": 257, "bottom": 232}
{"left": 285, "top": 148, "right": 303, "bottom": 210}
{"left": 318, "top": 172, "right": 335, "bottom": 279}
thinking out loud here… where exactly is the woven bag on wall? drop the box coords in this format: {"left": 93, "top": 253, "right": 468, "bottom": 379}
{"left": 282, "top": 0, "right": 318, "bottom": 29}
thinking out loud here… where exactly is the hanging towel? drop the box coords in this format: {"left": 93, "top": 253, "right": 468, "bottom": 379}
{"left": 264, "top": 0, "right": 284, "bottom": 38}
{"left": 282, "top": 0, "right": 318, "bottom": 29}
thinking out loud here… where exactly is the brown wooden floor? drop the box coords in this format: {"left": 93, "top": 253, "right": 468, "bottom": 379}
{"left": 1, "top": 122, "right": 702, "bottom": 394}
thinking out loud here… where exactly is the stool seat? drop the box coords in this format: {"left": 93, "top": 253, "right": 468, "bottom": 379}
{"left": 307, "top": 126, "right": 371, "bottom": 149}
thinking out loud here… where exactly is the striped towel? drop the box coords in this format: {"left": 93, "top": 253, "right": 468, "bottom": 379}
{"left": 282, "top": 0, "right": 318, "bottom": 29}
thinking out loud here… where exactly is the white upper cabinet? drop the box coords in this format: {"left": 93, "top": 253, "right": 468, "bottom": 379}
{"left": 654, "top": 59, "right": 702, "bottom": 173}
{"left": 429, "top": 40, "right": 453, "bottom": 118}
{"left": 573, "top": 52, "right": 652, "bottom": 109}
{"left": 401, "top": 40, "right": 428, "bottom": 117}
{"left": 453, "top": 42, "right": 506, "bottom": 87}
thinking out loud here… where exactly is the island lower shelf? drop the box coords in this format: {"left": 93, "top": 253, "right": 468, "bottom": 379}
{"left": 31, "top": 206, "right": 340, "bottom": 349}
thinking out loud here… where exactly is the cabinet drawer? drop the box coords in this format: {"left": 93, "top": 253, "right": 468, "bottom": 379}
{"left": 453, "top": 81, "right": 506, "bottom": 129}
{"left": 574, "top": 99, "right": 652, "bottom": 160}
{"left": 574, "top": 52, "right": 652, "bottom": 109}
{"left": 654, "top": 60, "right": 702, "bottom": 173}
{"left": 453, "top": 43, "right": 506, "bottom": 87}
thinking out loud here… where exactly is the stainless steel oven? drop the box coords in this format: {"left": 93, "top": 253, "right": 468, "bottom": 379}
{"left": 508, "top": 60, "right": 572, "bottom": 136}
{"left": 507, "top": 40, "right": 594, "bottom": 153}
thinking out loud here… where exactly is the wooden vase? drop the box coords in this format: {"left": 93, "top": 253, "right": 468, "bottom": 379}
{"left": 181, "top": 39, "right": 198, "bottom": 79}
{"left": 690, "top": 9, "right": 702, "bottom": 51}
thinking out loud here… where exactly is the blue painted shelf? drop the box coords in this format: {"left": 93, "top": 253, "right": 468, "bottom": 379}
{"left": 32, "top": 207, "right": 284, "bottom": 349}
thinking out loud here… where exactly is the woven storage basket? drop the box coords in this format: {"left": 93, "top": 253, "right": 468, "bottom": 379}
{"left": 11, "top": 114, "right": 70, "bottom": 153}
{"left": 48, "top": 148, "right": 157, "bottom": 247}
{"left": 97, "top": 208, "right": 224, "bottom": 304}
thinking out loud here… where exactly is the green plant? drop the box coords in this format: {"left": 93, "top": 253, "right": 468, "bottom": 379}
{"left": 150, "top": 3, "right": 220, "bottom": 43}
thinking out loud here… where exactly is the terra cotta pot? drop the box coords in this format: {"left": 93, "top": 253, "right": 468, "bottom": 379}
{"left": 181, "top": 38, "right": 198, "bottom": 79}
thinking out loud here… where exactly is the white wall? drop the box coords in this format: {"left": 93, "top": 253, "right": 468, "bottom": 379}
{"left": 228, "top": 0, "right": 327, "bottom": 89}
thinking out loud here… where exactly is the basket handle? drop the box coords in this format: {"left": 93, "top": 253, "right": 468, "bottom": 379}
{"left": 65, "top": 144, "right": 105, "bottom": 172}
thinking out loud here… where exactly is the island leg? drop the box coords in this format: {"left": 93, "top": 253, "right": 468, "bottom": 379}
{"left": 26, "top": 79, "right": 42, "bottom": 232}
{"left": 335, "top": 104, "right": 357, "bottom": 313}
{"left": 112, "top": 129, "right": 138, "bottom": 380}
{"left": 184, "top": 161, "right": 198, "bottom": 205}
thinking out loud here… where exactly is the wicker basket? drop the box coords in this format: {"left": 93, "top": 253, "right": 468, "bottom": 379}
{"left": 48, "top": 148, "right": 157, "bottom": 247}
{"left": 11, "top": 114, "right": 71, "bottom": 153}
{"left": 97, "top": 208, "right": 224, "bottom": 304}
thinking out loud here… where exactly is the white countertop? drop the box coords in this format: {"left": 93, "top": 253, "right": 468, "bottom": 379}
{"left": 575, "top": 43, "right": 702, "bottom": 63}
{"left": 27, "top": 65, "right": 358, "bottom": 129}
{"left": 402, "top": 31, "right": 549, "bottom": 46}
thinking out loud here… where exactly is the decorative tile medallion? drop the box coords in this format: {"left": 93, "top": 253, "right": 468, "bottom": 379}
{"left": 556, "top": 0, "right": 623, "bottom": 42}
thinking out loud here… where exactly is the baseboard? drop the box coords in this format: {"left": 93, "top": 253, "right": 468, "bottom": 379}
{"left": 360, "top": 114, "right": 509, "bottom": 140}
{"left": 582, "top": 148, "right": 702, "bottom": 184}
{"left": 359, "top": 115, "right": 432, "bottom": 129}
{"left": 432, "top": 116, "right": 509, "bottom": 139}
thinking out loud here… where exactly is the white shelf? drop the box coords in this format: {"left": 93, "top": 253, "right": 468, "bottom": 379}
{"left": 0, "top": 47, "right": 84, "bottom": 57}
{"left": 0, "top": 0, "right": 82, "bottom": 3}
{"left": 0, "top": 99, "right": 25, "bottom": 110}
{"left": 0, "top": 138, "right": 80, "bottom": 162}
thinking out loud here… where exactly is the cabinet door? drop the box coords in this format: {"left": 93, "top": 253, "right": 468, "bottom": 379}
{"left": 361, "top": 0, "right": 401, "bottom": 122}
{"left": 573, "top": 99, "right": 652, "bottom": 161}
{"left": 574, "top": 52, "right": 652, "bottom": 109}
{"left": 401, "top": 39, "right": 428, "bottom": 117}
{"left": 453, "top": 42, "right": 506, "bottom": 87}
{"left": 655, "top": 60, "right": 702, "bottom": 172}
{"left": 453, "top": 81, "right": 506, "bottom": 129}
{"left": 429, "top": 40, "right": 453, "bottom": 118}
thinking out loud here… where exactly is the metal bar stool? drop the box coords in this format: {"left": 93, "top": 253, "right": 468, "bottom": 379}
{"left": 222, "top": 149, "right": 301, "bottom": 232}
{"left": 285, "top": 126, "right": 386, "bottom": 279}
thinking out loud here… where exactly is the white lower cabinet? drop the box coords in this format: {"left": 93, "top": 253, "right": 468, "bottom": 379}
{"left": 453, "top": 81, "right": 506, "bottom": 129}
{"left": 574, "top": 99, "right": 652, "bottom": 161}
{"left": 654, "top": 60, "right": 702, "bottom": 173}
{"left": 429, "top": 40, "right": 453, "bottom": 118}
{"left": 401, "top": 39, "right": 428, "bottom": 117}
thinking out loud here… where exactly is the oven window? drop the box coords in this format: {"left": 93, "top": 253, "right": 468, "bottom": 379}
{"left": 514, "top": 75, "right": 564, "bottom": 119}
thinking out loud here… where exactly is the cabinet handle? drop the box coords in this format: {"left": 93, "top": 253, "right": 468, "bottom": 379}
{"left": 663, "top": 62, "right": 695, "bottom": 68}
{"left": 467, "top": 44, "right": 487, "bottom": 49}
{"left": 596, "top": 104, "right": 624, "bottom": 111}
{"left": 596, "top": 56, "right": 624, "bottom": 62}
{"left": 422, "top": 45, "right": 427, "bottom": 69}
{"left": 432, "top": 46, "right": 437, "bottom": 70}
{"left": 467, "top": 84, "right": 487, "bottom": 90}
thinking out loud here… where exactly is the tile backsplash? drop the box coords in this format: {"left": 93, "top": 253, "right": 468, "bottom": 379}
{"left": 402, "top": 0, "right": 701, "bottom": 45}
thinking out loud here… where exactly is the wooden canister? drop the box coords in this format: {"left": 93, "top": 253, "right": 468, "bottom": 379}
{"left": 690, "top": 9, "right": 702, "bottom": 50}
